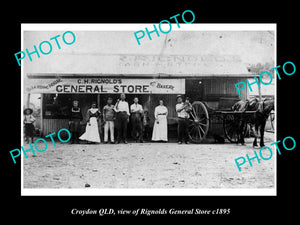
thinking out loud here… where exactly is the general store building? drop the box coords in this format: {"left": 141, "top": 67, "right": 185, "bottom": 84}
{"left": 23, "top": 28, "right": 275, "bottom": 138}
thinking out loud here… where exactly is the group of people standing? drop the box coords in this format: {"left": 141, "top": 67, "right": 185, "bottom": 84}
{"left": 24, "top": 93, "right": 193, "bottom": 145}
{"left": 69, "top": 93, "right": 170, "bottom": 144}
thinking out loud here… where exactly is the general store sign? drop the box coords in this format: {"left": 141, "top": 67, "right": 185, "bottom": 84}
{"left": 25, "top": 78, "right": 185, "bottom": 94}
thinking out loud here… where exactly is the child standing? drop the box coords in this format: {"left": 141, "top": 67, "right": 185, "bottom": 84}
{"left": 184, "top": 97, "right": 193, "bottom": 117}
{"left": 24, "top": 108, "right": 36, "bottom": 144}
{"left": 103, "top": 97, "right": 115, "bottom": 144}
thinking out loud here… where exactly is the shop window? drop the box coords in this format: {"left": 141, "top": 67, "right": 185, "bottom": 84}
{"left": 43, "top": 94, "right": 72, "bottom": 119}
{"left": 185, "top": 79, "right": 204, "bottom": 101}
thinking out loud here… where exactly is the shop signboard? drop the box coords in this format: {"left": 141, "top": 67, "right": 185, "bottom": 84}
{"left": 25, "top": 78, "right": 185, "bottom": 94}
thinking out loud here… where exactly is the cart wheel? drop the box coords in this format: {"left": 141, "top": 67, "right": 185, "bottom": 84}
{"left": 223, "top": 114, "right": 247, "bottom": 143}
{"left": 188, "top": 101, "right": 209, "bottom": 143}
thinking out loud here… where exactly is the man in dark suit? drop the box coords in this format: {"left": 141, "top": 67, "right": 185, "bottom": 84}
{"left": 114, "top": 93, "right": 130, "bottom": 144}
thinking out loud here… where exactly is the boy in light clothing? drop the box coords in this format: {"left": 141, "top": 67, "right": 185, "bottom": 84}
{"left": 103, "top": 97, "right": 115, "bottom": 144}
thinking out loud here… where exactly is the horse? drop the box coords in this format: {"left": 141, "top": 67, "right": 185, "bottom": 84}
{"left": 130, "top": 111, "right": 144, "bottom": 142}
{"left": 232, "top": 97, "right": 274, "bottom": 147}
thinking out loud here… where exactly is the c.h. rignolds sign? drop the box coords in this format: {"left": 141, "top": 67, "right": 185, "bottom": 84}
{"left": 25, "top": 78, "right": 185, "bottom": 94}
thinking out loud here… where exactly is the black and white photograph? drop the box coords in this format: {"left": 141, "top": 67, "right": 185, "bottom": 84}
{"left": 4, "top": 1, "right": 300, "bottom": 220}
{"left": 21, "top": 24, "right": 276, "bottom": 195}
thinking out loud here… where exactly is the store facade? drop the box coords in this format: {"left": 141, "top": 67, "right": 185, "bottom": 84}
{"left": 25, "top": 72, "right": 249, "bottom": 138}
{"left": 23, "top": 29, "right": 274, "bottom": 138}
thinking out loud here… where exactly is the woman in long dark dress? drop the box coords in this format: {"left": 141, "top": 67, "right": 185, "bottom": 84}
{"left": 69, "top": 100, "right": 83, "bottom": 144}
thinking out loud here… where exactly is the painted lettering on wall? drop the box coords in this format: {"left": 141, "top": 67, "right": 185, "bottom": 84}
{"left": 118, "top": 54, "right": 242, "bottom": 69}
{"left": 25, "top": 78, "right": 185, "bottom": 94}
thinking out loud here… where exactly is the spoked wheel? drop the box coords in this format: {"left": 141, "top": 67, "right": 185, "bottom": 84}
{"left": 223, "top": 114, "right": 247, "bottom": 143}
{"left": 187, "top": 101, "right": 209, "bottom": 143}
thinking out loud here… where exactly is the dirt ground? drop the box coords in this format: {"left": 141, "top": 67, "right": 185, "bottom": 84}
{"left": 23, "top": 132, "right": 275, "bottom": 189}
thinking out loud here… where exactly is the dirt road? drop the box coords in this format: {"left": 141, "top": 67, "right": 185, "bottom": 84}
{"left": 23, "top": 133, "right": 275, "bottom": 189}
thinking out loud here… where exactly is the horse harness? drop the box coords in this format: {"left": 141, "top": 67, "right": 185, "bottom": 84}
{"left": 257, "top": 98, "right": 273, "bottom": 120}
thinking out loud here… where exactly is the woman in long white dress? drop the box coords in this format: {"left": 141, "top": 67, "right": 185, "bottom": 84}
{"left": 152, "top": 99, "right": 168, "bottom": 142}
{"left": 79, "top": 102, "right": 101, "bottom": 143}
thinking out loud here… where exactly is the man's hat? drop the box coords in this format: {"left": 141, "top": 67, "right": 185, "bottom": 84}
{"left": 176, "top": 94, "right": 183, "bottom": 100}
{"left": 23, "top": 108, "right": 33, "bottom": 114}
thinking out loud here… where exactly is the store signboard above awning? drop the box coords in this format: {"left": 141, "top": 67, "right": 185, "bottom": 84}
{"left": 25, "top": 77, "right": 185, "bottom": 94}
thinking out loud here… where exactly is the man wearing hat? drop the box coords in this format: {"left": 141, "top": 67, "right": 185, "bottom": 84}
{"left": 114, "top": 93, "right": 130, "bottom": 144}
{"left": 69, "top": 100, "right": 83, "bottom": 144}
{"left": 24, "top": 108, "right": 36, "bottom": 143}
{"left": 175, "top": 95, "right": 190, "bottom": 144}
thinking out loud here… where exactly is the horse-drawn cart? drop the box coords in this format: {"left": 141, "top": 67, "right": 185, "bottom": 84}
{"left": 187, "top": 101, "right": 257, "bottom": 143}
